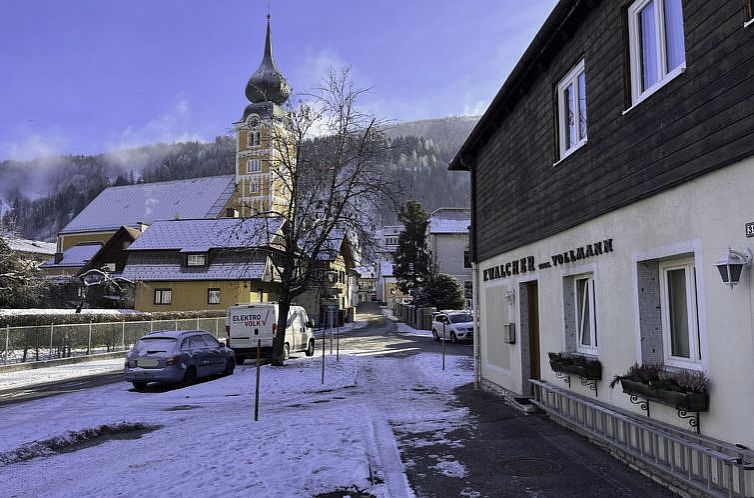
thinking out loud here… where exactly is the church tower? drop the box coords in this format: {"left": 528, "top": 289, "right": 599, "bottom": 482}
{"left": 234, "top": 15, "right": 292, "bottom": 218}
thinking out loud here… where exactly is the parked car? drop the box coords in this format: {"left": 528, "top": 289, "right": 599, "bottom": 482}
{"left": 431, "top": 311, "right": 474, "bottom": 343}
{"left": 226, "top": 303, "right": 315, "bottom": 364}
{"left": 124, "top": 330, "right": 235, "bottom": 389}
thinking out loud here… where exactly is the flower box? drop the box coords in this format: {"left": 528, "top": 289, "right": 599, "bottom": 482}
{"left": 619, "top": 378, "right": 709, "bottom": 412}
{"left": 548, "top": 352, "right": 602, "bottom": 380}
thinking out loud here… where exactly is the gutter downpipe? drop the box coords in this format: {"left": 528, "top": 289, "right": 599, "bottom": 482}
{"left": 460, "top": 153, "right": 482, "bottom": 390}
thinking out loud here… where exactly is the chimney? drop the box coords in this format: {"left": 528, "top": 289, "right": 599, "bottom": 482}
{"left": 54, "top": 252, "right": 63, "bottom": 264}
{"left": 136, "top": 221, "right": 149, "bottom": 232}
{"left": 225, "top": 208, "right": 239, "bottom": 218}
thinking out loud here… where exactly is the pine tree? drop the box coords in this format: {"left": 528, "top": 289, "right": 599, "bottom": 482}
{"left": 393, "top": 200, "right": 430, "bottom": 296}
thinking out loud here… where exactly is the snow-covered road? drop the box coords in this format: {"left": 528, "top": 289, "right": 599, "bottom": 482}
{"left": 0, "top": 317, "right": 473, "bottom": 498}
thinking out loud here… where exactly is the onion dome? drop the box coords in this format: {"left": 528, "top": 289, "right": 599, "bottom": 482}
{"left": 245, "top": 15, "right": 291, "bottom": 105}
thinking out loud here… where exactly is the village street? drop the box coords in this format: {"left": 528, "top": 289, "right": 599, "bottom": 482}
{"left": 0, "top": 309, "right": 672, "bottom": 497}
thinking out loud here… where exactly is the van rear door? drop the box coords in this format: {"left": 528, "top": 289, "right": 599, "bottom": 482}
{"left": 228, "top": 305, "right": 275, "bottom": 350}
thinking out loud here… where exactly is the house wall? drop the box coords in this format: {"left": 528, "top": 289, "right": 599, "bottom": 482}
{"left": 430, "top": 232, "right": 471, "bottom": 286}
{"left": 134, "top": 280, "right": 277, "bottom": 312}
{"left": 473, "top": 0, "right": 754, "bottom": 262}
{"left": 477, "top": 155, "right": 754, "bottom": 447}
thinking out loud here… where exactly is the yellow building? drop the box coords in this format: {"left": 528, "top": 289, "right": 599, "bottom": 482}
{"left": 121, "top": 217, "right": 284, "bottom": 312}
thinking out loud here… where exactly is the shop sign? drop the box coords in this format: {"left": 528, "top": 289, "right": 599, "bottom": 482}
{"left": 482, "top": 239, "right": 614, "bottom": 281}
{"left": 746, "top": 222, "right": 754, "bottom": 238}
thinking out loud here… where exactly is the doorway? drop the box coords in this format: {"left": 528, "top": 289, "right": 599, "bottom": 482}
{"left": 519, "top": 280, "right": 541, "bottom": 395}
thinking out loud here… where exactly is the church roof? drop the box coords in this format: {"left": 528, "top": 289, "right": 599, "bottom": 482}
{"left": 245, "top": 16, "right": 291, "bottom": 105}
{"left": 60, "top": 175, "right": 236, "bottom": 235}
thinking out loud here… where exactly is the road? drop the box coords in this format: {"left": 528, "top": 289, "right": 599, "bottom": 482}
{"left": 0, "top": 310, "right": 470, "bottom": 407}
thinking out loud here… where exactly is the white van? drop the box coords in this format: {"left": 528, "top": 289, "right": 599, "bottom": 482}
{"left": 226, "top": 303, "right": 316, "bottom": 364}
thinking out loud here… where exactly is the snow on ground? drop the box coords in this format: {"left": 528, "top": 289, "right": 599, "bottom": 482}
{"left": 0, "top": 358, "right": 124, "bottom": 391}
{"left": 0, "top": 321, "right": 473, "bottom": 498}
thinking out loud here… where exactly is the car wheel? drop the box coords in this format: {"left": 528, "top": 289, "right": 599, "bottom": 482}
{"left": 235, "top": 355, "right": 245, "bottom": 365}
{"left": 182, "top": 366, "right": 197, "bottom": 386}
{"left": 432, "top": 330, "right": 439, "bottom": 342}
{"left": 132, "top": 381, "right": 147, "bottom": 390}
{"left": 450, "top": 332, "right": 458, "bottom": 344}
{"left": 305, "top": 339, "right": 315, "bottom": 357}
{"left": 283, "top": 343, "right": 291, "bottom": 360}
{"left": 223, "top": 358, "right": 236, "bottom": 376}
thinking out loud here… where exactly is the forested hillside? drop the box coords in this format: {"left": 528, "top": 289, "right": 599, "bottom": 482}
{"left": 0, "top": 116, "right": 477, "bottom": 240}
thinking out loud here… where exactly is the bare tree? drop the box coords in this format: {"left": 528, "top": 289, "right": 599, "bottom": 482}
{"left": 236, "top": 67, "right": 397, "bottom": 366}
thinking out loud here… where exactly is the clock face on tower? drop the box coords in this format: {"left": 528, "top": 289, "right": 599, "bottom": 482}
{"left": 248, "top": 115, "right": 260, "bottom": 128}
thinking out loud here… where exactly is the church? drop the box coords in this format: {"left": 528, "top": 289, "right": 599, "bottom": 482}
{"left": 41, "top": 16, "right": 354, "bottom": 320}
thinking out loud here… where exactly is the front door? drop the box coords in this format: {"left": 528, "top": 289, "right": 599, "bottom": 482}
{"left": 528, "top": 281, "right": 541, "bottom": 381}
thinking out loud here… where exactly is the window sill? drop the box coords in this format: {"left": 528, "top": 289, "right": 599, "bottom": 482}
{"left": 745, "top": 18, "right": 754, "bottom": 28}
{"left": 623, "top": 65, "right": 686, "bottom": 116}
{"left": 664, "top": 357, "right": 704, "bottom": 371}
{"left": 553, "top": 140, "right": 588, "bottom": 167}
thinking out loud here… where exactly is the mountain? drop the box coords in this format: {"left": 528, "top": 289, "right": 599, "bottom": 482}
{"left": 0, "top": 117, "right": 478, "bottom": 240}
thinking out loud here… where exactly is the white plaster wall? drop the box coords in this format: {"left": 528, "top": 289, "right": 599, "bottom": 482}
{"left": 477, "top": 155, "right": 754, "bottom": 447}
{"left": 431, "top": 233, "right": 472, "bottom": 284}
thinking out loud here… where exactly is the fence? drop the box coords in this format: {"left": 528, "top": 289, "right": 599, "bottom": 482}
{"left": 1, "top": 318, "right": 225, "bottom": 365}
{"left": 392, "top": 303, "right": 435, "bottom": 330}
{"left": 530, "top": 379, "right": 754, "bottom": 497}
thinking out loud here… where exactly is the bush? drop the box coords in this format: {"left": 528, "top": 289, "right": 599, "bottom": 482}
{"left": 414, "top": 273, "right": 465, "bottom": 310}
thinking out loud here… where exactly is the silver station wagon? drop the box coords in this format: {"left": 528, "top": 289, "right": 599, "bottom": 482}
{"left": 124, "top": 330, "right": 235, "bottom": 389}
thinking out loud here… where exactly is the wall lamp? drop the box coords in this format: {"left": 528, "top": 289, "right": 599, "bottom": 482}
{"left": 715, "top": 247, "right": 752, "bottom": 289}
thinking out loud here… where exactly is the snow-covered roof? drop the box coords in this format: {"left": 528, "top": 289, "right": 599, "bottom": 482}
{"left": 121, "top": 252, "right": 268, "bottom": 281}
{"left": 126, "top": 217, "right": 284, "bottom": 251}
{"left": 40, "top": 243, "right": 102, "bottom": 268}
{"left": 7, "top": 237, "right": 55, "bottom": 255}
{"left": 60, "top": 175, "right": 236, "bottom": 234}
{"left": 354, "top": 266, "right": 376, "bottom": 279}
{"left": 429, "top": 208, "right": 470, "bottom": 234}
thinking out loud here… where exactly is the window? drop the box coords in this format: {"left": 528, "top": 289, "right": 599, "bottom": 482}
{"left": 248, "top": 159, "right": 262, "bottom": 172}
{"left": 208, "top": 288, "right": 221, "bottom": 305}
{"left": 659, "top": 259, "right": 701, "bottom": 367}
{"left": 464, "top": 281, "right": 473, "bottom": 299}
{"left": 556, "top": 59, "right": 587, "bottom": 159}
{"left": 627, "top": 0, "right": 686, "bottom": 105}
{"left": 248, "top": 130, "right": 261, "bottom": 147}
{"left": 187, "top": 254, "right": 206, "bottom": 266}
{"left": 154, "top": 289, "right": 172, "bottom": 305}
{"left": 463, "top": 250, "right": 472, "bottom": 268}
{"left": 574, "top": 276, "right": 597, "bottom": 353}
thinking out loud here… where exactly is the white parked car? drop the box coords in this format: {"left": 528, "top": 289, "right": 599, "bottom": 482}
{"left": 431, "top": 311, "right": 474, "bottom": 343}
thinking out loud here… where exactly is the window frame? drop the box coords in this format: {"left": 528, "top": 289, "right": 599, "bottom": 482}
{"left": 574, "top": 274, "right": 598, "bottom": 354}
{"left": 154, "top": 288, "right": 172, "bottom": 305}
{"left": 248, "top": 130, "right": 261, "bottom": 148}
{"left": 658, "top": 258, "right": 701, "bottom": 369}
{"left": 556, "top": 59, "right": 588, "bottom": 161}
{"left": 745, "top": 0, "right": 754, "bottom": 26}
{"left": 208, "top": 288, "right": 221, "bottom": 305}
{"left": 627, "top": 0, "right": 686, "bottom": 107}
{"left": 248, "top": 159, "right": 262, "bottom": 173}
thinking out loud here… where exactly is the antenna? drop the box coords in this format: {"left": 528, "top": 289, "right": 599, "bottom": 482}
{"left": 267, "top": 1, "right": 271, "bottom": 19}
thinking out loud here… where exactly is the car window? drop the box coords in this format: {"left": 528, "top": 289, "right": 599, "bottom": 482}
{"left": 180, "top": 339, "right": 191, "bottom": 350}
{"left": 203, "top": 334, "right": 220, "bottom": 348}
{"left": 189, "top": 336, "right": 207, "bottom": 349}
{"left": 134, "top": 337, "right": 177, "bottom": 354}
{"left": 449, "top": 313, "right": 473, "bottom": 323}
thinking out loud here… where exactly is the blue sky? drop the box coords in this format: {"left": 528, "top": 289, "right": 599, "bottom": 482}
{"left": 0, "top": 0, "right": 558, "bottom": 160}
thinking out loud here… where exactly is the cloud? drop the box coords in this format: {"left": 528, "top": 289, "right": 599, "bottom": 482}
{"left": 0, "top": 133, "right": 69, "bottom": 162}
{"left": 108, "top": 96, "right": 205, "bottom": 151}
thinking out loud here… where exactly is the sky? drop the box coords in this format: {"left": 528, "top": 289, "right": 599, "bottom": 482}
{"left": 0, "top": 0, "right": 558, "bottom": 161}
{"left": 0, "top": 318, "right": 472, "bottom": 497}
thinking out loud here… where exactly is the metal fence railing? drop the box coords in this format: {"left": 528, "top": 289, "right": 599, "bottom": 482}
{"left": 530, "top": 379, "right": 754, "bottom": 497}
{"left": 1, "top": 318, "right": 225, "bottom": 365}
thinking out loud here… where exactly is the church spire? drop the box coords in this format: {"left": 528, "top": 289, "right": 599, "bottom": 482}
{"left": 245, "top": 15, "right": 291, "bottom": 105}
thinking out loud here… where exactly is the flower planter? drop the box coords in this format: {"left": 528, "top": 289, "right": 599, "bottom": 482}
{"left": 619, "top": 378, "right": 709, "bottom": 412}
{"left": 548, "top": 352, "right": 602, "bottom": 380}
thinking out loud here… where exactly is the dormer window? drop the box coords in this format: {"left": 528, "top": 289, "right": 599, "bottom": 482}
{"left": 186, "top": 254, "right": 207, "bottom": 266}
